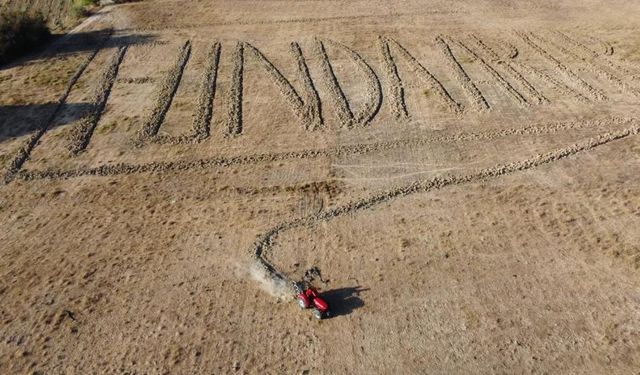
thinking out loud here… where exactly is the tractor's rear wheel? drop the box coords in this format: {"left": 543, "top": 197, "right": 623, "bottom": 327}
{"left": 297, "top": 297, "right": 308, "bottom": 309}
{"left": 312, "top": 308, "right": 323, "bottom": 320}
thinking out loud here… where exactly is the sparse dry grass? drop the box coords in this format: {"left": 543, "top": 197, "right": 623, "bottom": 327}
{"left": 0, "top": 10, "right": 50, "bottom": 64}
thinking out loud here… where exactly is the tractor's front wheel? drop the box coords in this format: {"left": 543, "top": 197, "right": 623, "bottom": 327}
{"left": 297, "top": 297, "right": 308, "bottom": 309}
{"left": 312, "top": 308, "right": 323, "bottom": 320}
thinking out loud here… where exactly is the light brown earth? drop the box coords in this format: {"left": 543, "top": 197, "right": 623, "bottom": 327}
{"left": 1, "top": 0, "right": 640, "bottom": 373}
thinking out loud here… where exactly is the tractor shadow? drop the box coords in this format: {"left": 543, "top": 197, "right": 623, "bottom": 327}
{"left": 1, "top": 29, "right": 156, "bottom": 71}
{"left": 322, "top": 286, "right": 368, "bottom": 318}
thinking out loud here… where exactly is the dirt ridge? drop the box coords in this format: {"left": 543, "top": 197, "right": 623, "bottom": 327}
{"left": 468, "top": 34, "right": 548, "bottom": 105}
{"left": 226, "top": 42, "right": 244, "bottom": 135}
{"left": 2, "top": 31, "right": 112, "bottom": 183}
{"left": 14, "top": 117, "right": 634, "bottom": 182}
{"left": 140, "top": 40, "right": 192, "bottom": 139}
{"left": 452, "top": 37, "right": 529, "bottom": 107}
{"left": 251, "top": 123, "right": 640, "bottom": 289}
{"left": 68, "top": 46, "right": 128, "bottom": 154}
{"left": 517, "top": 31, "right": 607, "bottom": 102}
{"left": 385, "top": 37, "right": 463, "bottom": 113}
{"left": 436, "top": 35, "right": 490, "bottom": 112}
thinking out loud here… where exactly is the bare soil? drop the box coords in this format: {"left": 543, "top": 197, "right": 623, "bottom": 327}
{"left": 1, "top": 1, "right": 640, "bottom": 373}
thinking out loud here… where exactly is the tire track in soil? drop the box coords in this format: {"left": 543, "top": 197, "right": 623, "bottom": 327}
{"left": 192, "top": 42, "right": 221, "bottom": 140}
{"left": 217, "top": 180, "right": 342, "bottom": 198}
{"left": 575, "top": 33, "right": 640, "bottom": 78}
{"left": 556, "top": 32, "right": 608, "bottom": 58}
{"left": 140, "top": 40, "right": 192, "bottom": 139}
{"left": 585, "top": 35, "right": 614, "bottom": 57}
{"left": 244, "top": 42, "right": 322, "bottom": 131}
{"left": 554, "top": 31, "right": 637, "bottom": 77}
{"left": 324, "top": 39, "right": 383, "bottom": 128}
{"left": 316, "top": 40, "right": 355, "bottom": 128}
{"left": 556, "top": 32, "right": 615, "bottom": 59}
{"left": 384, "top": 37, "right": 463, "bottom": 114}
{"left": 226, "top": 42, "right": 244, "bottom": 136}
{"left": 379, "top": 36, "right": 409, "bottom": 120}
{"left": 155, "top": 42, "right": 222, "bottom": 144}
{"left": 291, "top": 42, "right": 324, "bottom": 131}
{"left": 468, "top": 34, "right": 548, "bottom": 105}
{"left": 436, "top": 35, "right": 490, "bottom": 112}
{"left": 67, "top": 46, "right": 128, "bottom": 154}
{"left": 15, "top": 117, "right": 633, "bottom": 182}
{"left": 512, "top": 61, "right": 590, "bottom": 103}
{"left": 203, "top": 10, "right": 464, "bottom": 28}
{"left": 251, "top": 123, "right": 640, "bottom": 289}
{"left": 543, "top": 32, "right": 640, "bottom": 98}
{"left": 2, "top": 30, "right": 112, "bottom": 184}
{"left": 516, "top": 31, "right": 607, "bottom": 102}
{"left": 450, "top": 36, "right": 529, "bottom": 107}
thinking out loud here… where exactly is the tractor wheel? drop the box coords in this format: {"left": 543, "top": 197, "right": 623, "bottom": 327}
{"left": 312, "top": 308, "right": 323, "bottom": 320}
{"left": 297, "top": 297, "right": 308, "bottom": 309}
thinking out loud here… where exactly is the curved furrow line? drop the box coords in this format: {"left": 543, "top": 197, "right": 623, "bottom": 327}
{"left": 450, "top": 37, "right": 529, "bottom": 107}
{"left": 316, "top": 39, "right": 355, "bottom": 128}
{"left": 323, "top": 39, "right": 383, "bottom": 127}
{"left": 251, "top": 123, "right": 640, "bottom": 289}
{"left": 562, "top": 32, "right": 614, "bottom": 58}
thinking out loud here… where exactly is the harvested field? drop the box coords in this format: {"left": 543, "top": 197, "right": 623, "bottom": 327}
{"left": 1, "top": 0, "right": 640, "bottom": 374}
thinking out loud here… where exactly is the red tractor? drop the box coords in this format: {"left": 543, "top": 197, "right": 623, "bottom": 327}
{"left": 294, "top": 282, "right": 330, "bottom": 319}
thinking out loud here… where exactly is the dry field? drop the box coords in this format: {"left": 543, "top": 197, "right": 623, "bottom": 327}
{"left": 1, "top": 0, "right": 79, "bottom": 29}
{"left": 1, "top": 0, "right": 640, "bottom": 373}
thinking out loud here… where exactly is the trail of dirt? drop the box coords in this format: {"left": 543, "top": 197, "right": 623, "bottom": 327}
{"left": 516, "top": 31, "right": 607, "bottom": 102}
{"left": 323, "top": 39, "right": 383, "bottom": 127}
{"left": 379, "top": 36, "right": 410, "bottom": 120}
{"left": 2, "top": 31, "right": 111, "bottom": 183}
{"left": 14, "top": 117, "right": 632, "bottom": 182}
{"left": 141, "top": 40, "right": 192, "bottom": 139}
{"left": 468, "top": 34, "right": 548, "bottom": 105}
{"left": 436, "top": 35, "right": 490, "bottom": 112}
{"left": 384, "top": 37, "right": 463, "bottom": 113}
{"left": 251, "top": 123, "right": 640, "bottom": 289}
{"left": 451, "top": 37, "right": 529, "bottom": 107}
{"left": 191, "top": 42, "right": 221, "bottom": 141}
{"left": 226, "top": 42, "right": 244, "bottom": 136}
{"left": 540, "top": 32, "right": 640, "bottom": 98}
{"left": 245, "top": 42, "right": 322, "bottom": 131}
{"left": 68, "top": 46, "right": 128, "bottom": 154}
